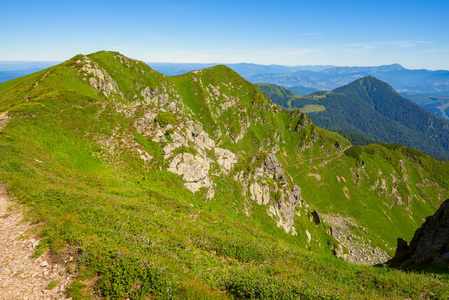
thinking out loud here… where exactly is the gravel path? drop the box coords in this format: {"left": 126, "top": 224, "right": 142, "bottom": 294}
{"left": 0, "top": 184, "right": 73, "bottom": 300}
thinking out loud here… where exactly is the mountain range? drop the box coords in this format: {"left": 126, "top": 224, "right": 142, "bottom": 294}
{"left": 148, "top": 62, "right": 334, "bottom": 77}
{"left": 0, "top": 51, "right": 448, "bottom": 298}
{"left": 246, "top": 64, "right": 449, "bottom": 95}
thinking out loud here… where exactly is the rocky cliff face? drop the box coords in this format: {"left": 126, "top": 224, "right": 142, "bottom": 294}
{"left": 388, "top": 199, "right": 449, "bottom": 269}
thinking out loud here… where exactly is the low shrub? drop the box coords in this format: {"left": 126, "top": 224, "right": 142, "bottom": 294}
{"left": 154, "top": 112, "right": 175, "bottom": 128}
{"left": 344, "top": 146, "right": 362, "bottom": 159}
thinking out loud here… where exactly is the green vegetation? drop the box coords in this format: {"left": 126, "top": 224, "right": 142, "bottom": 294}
{"left": 254, "top": 83, "right": 299, "bottom": 109}
{"left": 288, "top": 85, "right": 318, "bottom": 96}
{"left": 46, "top": 280, "right": 60, "bottom": 290}
{"left": 332, "top": 129, "right": 378, "bottom": 146}
{"left": 154, "top": 111, "right": 176, "bottom": 127}
{"left": 299, "top": 104, "right": 326, "bottom": 113}
{"left": 400, "top": 93, "right": 449, "bottom": 120}
{"left": 0, "top": 51, "right": 448, "bottom": 299}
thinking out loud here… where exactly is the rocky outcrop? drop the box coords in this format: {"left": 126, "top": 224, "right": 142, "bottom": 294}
{"left": 388, "top": 199, "right": 449, "bottom": 269}
{"left": 246, "top": 152, "right": 303, "bottom": 234}
{"left": 250, "top": 183, "right": 270, "bottom": 205}
{"left": 214, "top": 148, "right": 237, "bottom": 173}
{"left": 0, "top": 111, "right": 9, "bottom": 131}
{"left": 168, "top": 153, "right": 211, "bottom": 193}
{"left": 81, "top": 57, "right": 124, "bottom": 99}
{"left": 262, "top": 153, "right": 288, "bottom": 185}
{"left": 267, "top": 185, "right": 302, "bottom": 234}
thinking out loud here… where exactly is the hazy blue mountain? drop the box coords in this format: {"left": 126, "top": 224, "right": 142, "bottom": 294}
{"left": 148, "top": 62, "right": 334, "bottom": 76}
{"left": 288, "top": 85, "right": 318, "bottom": 95}
{"left": 247, "top": 64, "right": 449, "bottom": 95}
{"left": 145, "top": 63, "right": 217, "bottom": 76}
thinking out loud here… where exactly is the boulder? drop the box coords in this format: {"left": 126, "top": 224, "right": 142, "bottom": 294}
{"left": 311, "top": 210, "right": 321, "bottom": 225}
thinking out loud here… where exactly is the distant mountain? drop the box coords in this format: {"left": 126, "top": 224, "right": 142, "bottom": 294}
{"left": 148, "top": 62, "right": 334, "bottom": 76}
{"left": 265, "top": 76, "right": 449, "bottom": 160}
{"left": 247, "top": 64, "right": 449, "bottom": 95}
{"left": 400, "top": 93, "right": 449, "bottom": 120}
{"left": 287, "top": 85, "right": 318, "bottom": 96}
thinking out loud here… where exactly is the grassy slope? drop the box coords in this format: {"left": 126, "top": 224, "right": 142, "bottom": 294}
{"left": 0, "top": 51, "right": 448, "bottom": 299}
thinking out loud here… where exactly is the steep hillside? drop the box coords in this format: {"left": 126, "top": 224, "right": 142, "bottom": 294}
{"left": 254, "top": 83, "right": 300, "bottom": 108}
{"left": 0, "top": 51, "right": 448, "bottom": 299}
{"left": 401, "top": 93, "right": 449, "bottom": 120}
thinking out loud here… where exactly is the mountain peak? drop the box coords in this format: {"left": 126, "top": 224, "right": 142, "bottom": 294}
{"left": 333, "top": 75, "right": 395, "bottom": 95}
{"left": 378, "top": 63, "right": 405, "bottom": 71}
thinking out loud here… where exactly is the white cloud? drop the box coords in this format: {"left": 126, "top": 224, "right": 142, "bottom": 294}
{"left": 342, "top": 43, "right": 377, "bottom": 52}
{"left": 379, "top": 40, "right": 431, "bottom": 48}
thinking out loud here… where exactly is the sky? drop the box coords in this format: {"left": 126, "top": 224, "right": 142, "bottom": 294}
{"left": 2, "top": 0, "right": 449, "bottom": 70}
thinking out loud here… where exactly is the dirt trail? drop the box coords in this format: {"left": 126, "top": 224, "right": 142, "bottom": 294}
{"left": 285, "top": 146, "right": 350, "bottom": 169}
{"left": 0, "top": 184, "right": 73, "bottom": 300}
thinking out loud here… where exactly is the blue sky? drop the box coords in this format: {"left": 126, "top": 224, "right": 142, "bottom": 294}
{"left": 2, "top": 0, "right": 448, "bottom": 69}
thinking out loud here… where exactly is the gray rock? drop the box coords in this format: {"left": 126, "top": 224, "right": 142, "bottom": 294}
{"left": 214, "top": 148, "right": 237, "bottom": 172}
{"left": 323, "top": 214, "right": 390, "bottom": 265}
{"left": 168, "top": 153, "right": 209, "bottom": 182}
{"left": 250, "top": 183, "right": 270, "bottom": 205}
{"left": 167, "top": 153, "right": 212, "bottom": 194}
{"left": 388, "top": 198, "right": 449, "bottom": 269}
{"left": 294, "top": 114, "right": 310, "bottom": 132}
{"left": 311, "top": 210, "right": 321, "bottom": 225}
{"left": 263, "top": 153, "right": 287, "bottom": 185}
{"left": 150, "top": 88, "right": 159, "bottom": 97}
{"left": 40, "top": 261, "right": 48, "bottom": 268}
